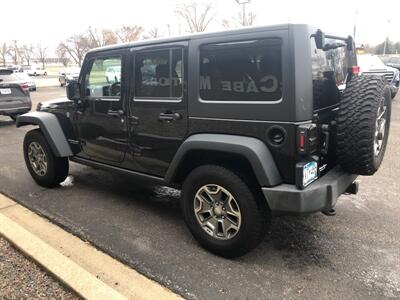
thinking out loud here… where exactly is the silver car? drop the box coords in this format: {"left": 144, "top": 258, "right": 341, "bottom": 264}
{"left": 0, "top": 70, "right": 32, "bottom": 121}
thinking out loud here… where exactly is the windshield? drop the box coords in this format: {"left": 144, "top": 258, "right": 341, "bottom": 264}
{"left": 389, "top": 57, "right": 400, "bottom": 64}
{"left": 357, "top": 55, "right": 386, "bottom": 69}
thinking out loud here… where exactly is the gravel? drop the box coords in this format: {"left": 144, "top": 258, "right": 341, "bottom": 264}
{"left": 0, "top": 236, "right": 80, "bottom": 299}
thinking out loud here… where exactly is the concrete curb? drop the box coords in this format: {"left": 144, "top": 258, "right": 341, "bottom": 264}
{"left": 0, "top": 194, "right": 182, "bottom": 300}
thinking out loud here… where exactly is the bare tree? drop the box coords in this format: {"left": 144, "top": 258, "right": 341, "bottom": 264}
{"left": 56, "top": 44, "right": 70, "bottom": 67}
{"left": 9, "top": 40, "right": 21, "bottom": 65}
{"left": 21, "top": 44, "right": 34, "bottom": 66}
{"left": 143, "top": 27, "right": 163, "bottom": 40}
{"left": 175, "top": 2, "right": 215, "bottom": 33}
{"left": 0, "top": 43, "right": 9, "bottom": 66}
{"left": 114, "top": 25, "right": 143, "bottom": 43}
{"left": 58, "top": 34, "right": 91, "bottom": 67}
{"left": 87, "top": 27, "right": 119, "bottom": 47}
{"left": 32, "top": 43, "right": 48, "bottom": 69}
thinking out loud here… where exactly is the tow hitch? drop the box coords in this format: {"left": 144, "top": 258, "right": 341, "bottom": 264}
{"left": 322, "top": 181, "right": 359, "bottom": 216}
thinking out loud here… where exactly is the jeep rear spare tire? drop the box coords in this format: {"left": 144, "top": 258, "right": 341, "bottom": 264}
{"left": 337, "top": 75, "right": 391, "bottom": 175}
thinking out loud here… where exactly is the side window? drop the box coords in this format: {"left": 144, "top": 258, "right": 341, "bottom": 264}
{"left": 135, "top": 48, "right": 183, "bottom": 99}
{"left": 85, "top": 56, "right": 122, "bottom": 98}
{"left": 199, "top": 39, "right": 282, "bottom": 102}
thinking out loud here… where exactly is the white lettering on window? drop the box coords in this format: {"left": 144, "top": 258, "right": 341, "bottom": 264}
{"left": 200, "top": 76, "right": 211, "bottom": 90}
{"left": 221, "top": 81, "right": 231, "bottom": 91}
{"left": 259, "top": 75, "right": 278, "bottom": 93}
{"left": 233, "top": 81, "right": 244, "bottom": 92}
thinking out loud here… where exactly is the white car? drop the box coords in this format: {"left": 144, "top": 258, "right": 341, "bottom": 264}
{"left": 105, "top": 66, "right": 121, "bottom": 83}
{"left": 358, "top": 54, "right": 399, "bottom": 98}
{"left": 26, "top": 66, "right": 47, "bottom": 77}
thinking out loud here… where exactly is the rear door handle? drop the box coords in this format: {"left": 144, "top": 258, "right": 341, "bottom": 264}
{"left": 158, "top": 112, "right": 182, "bottom": 121}
{"left": 107, "top": 109, "right": 124, "bottom": 117}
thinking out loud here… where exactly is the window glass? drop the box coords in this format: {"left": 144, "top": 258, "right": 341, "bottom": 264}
{"left": 199, "top": 39, "right": 282, "bottom": 101}
{"left": 135, "top": 49, "right": 183, "bottom": 99}
{"left": 85, "top": 57, "right": 122, "bottom": 98}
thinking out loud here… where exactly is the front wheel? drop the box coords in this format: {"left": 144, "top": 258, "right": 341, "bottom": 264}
{"left": 181, "top": 165, "right": 268, "bottom": 258}
{"left": 23, "top": 129, "right": 69, "bottom": 188}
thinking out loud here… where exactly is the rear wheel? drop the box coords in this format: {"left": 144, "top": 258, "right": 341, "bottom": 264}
{"left": 181, "top": 165, "right": 268, "bottom": 258}
{"left": 23, "top": 129, "right": 69, "bottom": 188}
{"left": 337, "top": 75, "right": 391, "bottom": 175}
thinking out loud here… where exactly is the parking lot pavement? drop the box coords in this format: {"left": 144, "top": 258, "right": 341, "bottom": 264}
{"left": 32, "top": 75, "right": 60, "bottom": 89}
{"left": 0, "top": 237, "right": 79, "bottom": 299}
{"left": 0, "top": 87, "right": 399, "bottom": 299}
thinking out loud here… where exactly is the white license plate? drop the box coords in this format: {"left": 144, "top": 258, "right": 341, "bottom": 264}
{"left": 303, "top": 161, "right": 318, "bottom": 187}
{"left": 0, "top": 88, "right": 11, "bottom": 95}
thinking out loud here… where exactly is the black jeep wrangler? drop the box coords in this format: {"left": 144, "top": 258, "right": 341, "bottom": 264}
{"left": 17, "top": 24, "right": 391, "bottom": 257}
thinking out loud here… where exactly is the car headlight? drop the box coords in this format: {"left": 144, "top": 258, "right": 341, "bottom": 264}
{"left": 395, "top": 71, "right": 400, "bottom": 81}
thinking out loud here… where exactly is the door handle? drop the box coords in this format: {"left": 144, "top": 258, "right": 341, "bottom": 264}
{"left": 107, "top": 109, "right": 124, "bottom": 117}
{"left": 158, "top": 112, "right": 182, "bottom": 121}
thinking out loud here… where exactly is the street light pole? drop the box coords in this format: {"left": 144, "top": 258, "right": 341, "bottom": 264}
{"left": 383, "top": 19, "right": 390, "bottom": 55}
{"left": 353, "top": 11, "right": 358, "bottom": 40}
{"left": 235, "top": 0, "right": 251, "bottom": 26}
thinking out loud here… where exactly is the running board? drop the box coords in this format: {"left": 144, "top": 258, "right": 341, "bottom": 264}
{"left": 70, "top": 156, "right": 165, "bottom": 185}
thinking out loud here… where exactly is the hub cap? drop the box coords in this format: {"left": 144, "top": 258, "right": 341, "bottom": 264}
{"left": 374, "top": 96, "right": 387, "bottom": 157}
{"left": 194, "top": 184, "right": 242, "bottom": 240}
{"left": 28, "top": 142, "right": 48, "bottom": 176}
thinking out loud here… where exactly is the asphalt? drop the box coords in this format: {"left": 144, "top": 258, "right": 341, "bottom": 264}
{"left": 0, "top": 87, "right": 399, "bottom": 299}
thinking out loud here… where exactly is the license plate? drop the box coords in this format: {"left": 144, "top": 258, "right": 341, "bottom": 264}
{"left": 0, "top": 88, "right": 11, "bottom": 95}
{"left": 303, "top": 161, "right": 318, "bottom": 187}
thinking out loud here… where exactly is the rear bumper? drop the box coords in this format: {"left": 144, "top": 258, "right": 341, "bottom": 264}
{"left": 262, "top": 166, "right": 357, "bottom": 214}
{"left": 0, "top": 98, "right": 32, "bottom": 116}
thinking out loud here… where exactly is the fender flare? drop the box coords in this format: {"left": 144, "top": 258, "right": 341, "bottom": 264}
{"left": 165, "top": 134, "right": 282, "bottom": 187}
{"left": 16, "top": 111, "right": 73, "bottom": 157}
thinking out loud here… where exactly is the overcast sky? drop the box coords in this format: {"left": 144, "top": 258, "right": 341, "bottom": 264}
{"left": 1, "top": 0, "right": 399, "bottom": 52}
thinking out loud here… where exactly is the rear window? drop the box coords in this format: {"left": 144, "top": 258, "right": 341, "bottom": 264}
{"left": 0, "top": 72, "right": 17, "bottom": 82}
{"left": 199, "top": 39, "right": 282, "bottom": 102}
{"left": 311, "top": 37, "right": 350, "bottom": 109}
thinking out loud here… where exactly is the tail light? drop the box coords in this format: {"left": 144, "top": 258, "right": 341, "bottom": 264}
{"left": 297, "top": 124, "right": 317, "bottom": 155}
{"left": 351, "top": 66, "right": 360, "bottom": 75}
{"left": 20, "top": 83, "right": 29, "bottom": 92}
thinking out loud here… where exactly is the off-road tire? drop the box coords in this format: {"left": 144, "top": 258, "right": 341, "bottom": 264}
{"left": 23, "top": 129, "right": 69, "bottom": 188}
{"left": 181, "top": 165, "right": 268, "bottom": 258}
{"left": 336, "top": 75, "right": 391, "bottom": 175}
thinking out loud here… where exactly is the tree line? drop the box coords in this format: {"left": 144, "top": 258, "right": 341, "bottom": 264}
{"left": 1, "top": 2, "right": 258, "bottom": 68}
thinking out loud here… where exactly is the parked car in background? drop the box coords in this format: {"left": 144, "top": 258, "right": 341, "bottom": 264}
{"left": 14, "top": 72, "right": 37, "bottom": 91}
{"left": 59, "top": 68, "right": 80, "bottom": 87}
{"left": 0, "top": 69, "right": 31, "bottom": 121}
{"left": 358, "top": 54, "right": 399, "bottom": 98}
{"left": 105, "top": 65, "right": 121, "bottom": 83}
{"left": 386, "top": 56, "right": 400, "bottom": 70}
{"left": 26, "top": 66, "right": 47, "bottom": 77}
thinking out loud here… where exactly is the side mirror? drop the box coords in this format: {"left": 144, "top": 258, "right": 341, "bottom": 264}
{"left": 66, "top": 81, "right": 80, "bottom": 101}
{"left": 315, "top": 29, "right": 325, "bottom": 50}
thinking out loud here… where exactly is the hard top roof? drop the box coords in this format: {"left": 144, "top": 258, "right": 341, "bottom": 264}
{"left": 87, "top": 23, "right": 299, "bottom": 55}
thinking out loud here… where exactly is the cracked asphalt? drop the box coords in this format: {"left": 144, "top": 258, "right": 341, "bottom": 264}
{"left": 0, "top": 87, "right": 399, "bottom": 299}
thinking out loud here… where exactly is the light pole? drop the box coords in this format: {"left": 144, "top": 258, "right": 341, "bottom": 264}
{"left": 353, "top": 10, "right": 358, "bottom": 40}
{"left": 383, "top": 19, "right": 390, "bottom": 55}
{"left": 235, "top": 0, "right": 251, "bottom": 26}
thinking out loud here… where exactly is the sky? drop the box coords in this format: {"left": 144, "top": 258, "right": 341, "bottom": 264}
{"left": 1, "top": 0, "right": 399, "bottom": 54}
